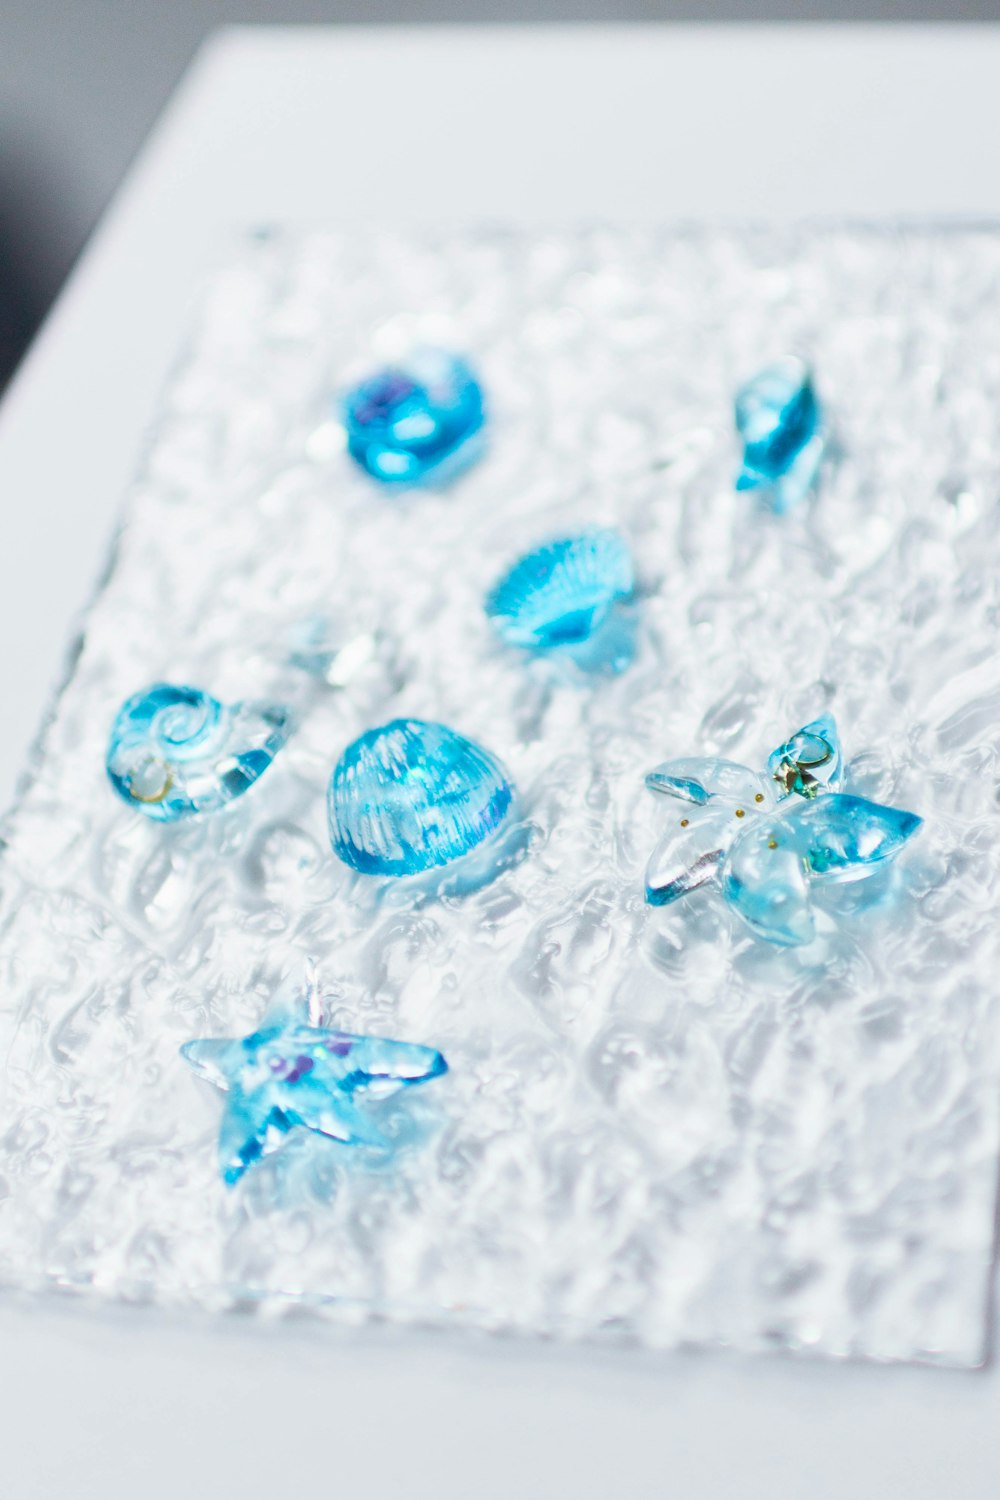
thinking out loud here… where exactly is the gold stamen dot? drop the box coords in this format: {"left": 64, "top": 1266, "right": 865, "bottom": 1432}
{"left": 735, "top": 808, "right": 745, "bottom": 818}
{"left": 768, "top": 839, "right": 778, "bottom": 849}
{"left": 680, "top": 818, "right": 689, "bottom": 828}
{"left": 754, "top": 793, "right": 764, "bottom": 803}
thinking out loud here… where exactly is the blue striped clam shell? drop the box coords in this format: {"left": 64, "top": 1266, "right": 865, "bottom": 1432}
{"left": 328, "top": 718, "right": 514, "bottom": 877}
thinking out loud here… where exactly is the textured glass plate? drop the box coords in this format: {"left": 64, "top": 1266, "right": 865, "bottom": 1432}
{"left": 0, "top": 226, "right": 999, "bottom": 1368}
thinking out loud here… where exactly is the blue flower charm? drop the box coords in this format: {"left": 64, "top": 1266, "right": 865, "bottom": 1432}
{"left": 106, "top": 683, "right": 292, "bottom": 822}
{"left": 341, "top": 349, "right": 485, "bottom": 486}
{"left": 735, "top": 356, "right": 825, "bottom": 513}
{"left": 182, "top": 970, "right": 447, "bottom": 1185}
{"left": 644, "top": 714, "right": 922, "bottom": 946}
{"left": 485, "top": 530, "right": 634, "bottom": 650}
{"left": 328, "top": 718, "right": 514, "bottom": 876}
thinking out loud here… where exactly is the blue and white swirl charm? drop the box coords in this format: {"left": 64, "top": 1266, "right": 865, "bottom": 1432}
{"left": 106, "top": 683, "right": 292, "bottom": 821}
{"left": 341, "top": 349, "right": 485, "bottom": 487}
{"left": 735, "top": 356, "right": 825, "bottom": 513}
{"left": 486, "top": 529, "right": 635, "bottom": 674}
{"left": 328, "top": 718, "right": 514, "bottom": 877}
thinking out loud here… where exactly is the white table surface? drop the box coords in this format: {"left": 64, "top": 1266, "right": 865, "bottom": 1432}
{"left": 2, "top": 23, "right": 1000, "bottom": 1499}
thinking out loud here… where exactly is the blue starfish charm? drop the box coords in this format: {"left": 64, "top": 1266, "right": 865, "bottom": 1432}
{"left": 644, "top": 714, "right": 922, "bottom": 946}
{"left": 182, "top": 969, "right": 447, "bottom": 1184}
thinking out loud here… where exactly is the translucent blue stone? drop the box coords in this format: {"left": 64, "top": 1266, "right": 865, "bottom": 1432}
{"left": 485, "top": 530, "right": 634, "bottom": 650}
{"left": 328, "top": 718, "right": 514, "bottom": 876}
{"left": 106, "top": 683, "right": 292, "bottom": 822}
{"left": 735, "top": 356, "right": 825, "bottom": 513}
{"left": 719, "top": 817, "right": 816, "bottom": 947}
{"left": 341, "top": 349, "right": 485, "bottom": 486}
{"left": 767, "top": 712, "right": 843, "bottom": 799}
{"left": 786, "top": 793, "right": 923, "bottom": 882}
{"left": 182, "top": 996, "right": 447, "bottom": 1185}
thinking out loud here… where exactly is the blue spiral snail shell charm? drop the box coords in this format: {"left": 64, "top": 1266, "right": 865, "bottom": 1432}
{"left": 106, "top": 683, "right": 293, "bottom": 822}
{"left": 328, "top": 718, "right": 514, "bottom": 876}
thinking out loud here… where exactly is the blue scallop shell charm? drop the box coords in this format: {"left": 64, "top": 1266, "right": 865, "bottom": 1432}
{"left": 341, "top": 349, "right": 485, "bottom": 486}
{"left": 106, "top": 683, "right": 292, "bottom": 822}
{"left": 328, "top": 718, "right": 514, "bottom": 876}
{"left": 735, "top": 356, "right": 825, "bottom": 513}
{"left": 485, "top": 529, "right": 634, "bottom": 650}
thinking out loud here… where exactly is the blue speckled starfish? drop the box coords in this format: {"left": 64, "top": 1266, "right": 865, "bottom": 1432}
{"left": 182, "top": 968, "right": 447, "bottom": 1185}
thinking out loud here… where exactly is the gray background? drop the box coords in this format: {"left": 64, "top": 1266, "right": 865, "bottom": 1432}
{"left": 2, "top": 2, "right": 1000, "bottom": 386}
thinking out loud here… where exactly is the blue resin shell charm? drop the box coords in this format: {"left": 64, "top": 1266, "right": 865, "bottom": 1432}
{"left": 328, "top": 718, "right": 514, "bottom": 876}
{"left": 735, "top": 356, "right": 825, "bottom": 513}
{"left": 485, "top": 529, "right": 634, "bottom": 650}
{"left": 341, "top": 349, "right": 485, "bottom": 486}
{"left": 182, "top": 969, "right": 447, "bottom": 1185}
{"left": 644, "top": 714, "right": 922, "bottom": 946}
{"left": 106, "top": 684, "right": 292, "bottom": 822}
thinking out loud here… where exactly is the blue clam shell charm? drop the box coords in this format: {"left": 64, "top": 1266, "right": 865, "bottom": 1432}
{"left": 341, "top": 349, "right": 485, "bottom": 486}
{"left": 485, "top": 529, "right": 634, "bottom": 650}
{"left": 644, "top": 714, "right": 922, "bottom": 946}
{"left": 328, "top": 718, "right": 514, "bottom": 876}
{"left": 106, "top": 683, "right": 292, "bottom": 821}
{"left": 735, "top": 356, "right": 825, "bottom": 513}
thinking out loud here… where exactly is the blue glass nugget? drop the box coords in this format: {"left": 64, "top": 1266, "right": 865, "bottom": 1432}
{"left": 328, "top": 718, "right": 513, "bottom": 876}
{"left": 342, "top": 349, "right": 485, "bottom": 485}
{"left": 182, "top": 974, "right": 447, "bottom": 1185}
{"left": 735, "top": 356, "right": 825, "bottom": 513}
{"left": 106, "top": 683, "right": 292, "bottom": 821}
{"left": 644, "top": 715, "right": 921, "bottom": 946}
{"left": 485, "top": 530, "right": 634, "bottom": 650}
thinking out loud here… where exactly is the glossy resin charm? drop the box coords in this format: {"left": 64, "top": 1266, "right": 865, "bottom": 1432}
{"left": 106, "top": 683, "right": 292, "bottom": 822}
{"left": 341, "top": 348, "right": 485, "bottom": 486}
{"left": 735, "top": 356, "right": 825, "bottom": 513}
{"left": 328, "top": 718, "right": 514, "bottom": 876}
{"left": 182, "top": 968, "right": 447, "bottom": 1185}
{"left": 644, "top": 713, "right": 921, "bottom": 946}
{"left": 485, "top": 529, "right": 634, "bottom": 650}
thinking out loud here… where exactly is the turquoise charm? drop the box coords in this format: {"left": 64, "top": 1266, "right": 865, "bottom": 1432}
{"left": 485, "top": 530, "right": 634, "bottom": 650}
{"left": 328, "top": 718, "right": 514, "bottom": 876}
{"left": 644, "top": 715, "right": 921, "bottom": 946}
{"left": 182, "top": 969, "right": 447, "bottom": 1185}
{"left": 735, "top": 356, "right": 825, "bottom": 513}
{"left": 106, "top": 683, "right": 292, "bottom": 822}
{"left": 341, "top": 349, "right": 485, "bottom": 486}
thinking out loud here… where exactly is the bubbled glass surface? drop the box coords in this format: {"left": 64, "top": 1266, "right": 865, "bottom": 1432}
{"left": 1, "top": 227, "right": 1000, "bottom": 1368}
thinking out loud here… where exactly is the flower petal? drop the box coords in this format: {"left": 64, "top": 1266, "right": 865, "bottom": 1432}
{"left": 645, "top": 757, "right": 774, "bottom": 807}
